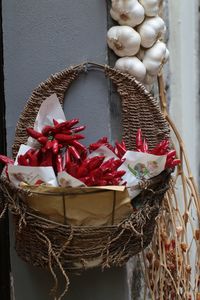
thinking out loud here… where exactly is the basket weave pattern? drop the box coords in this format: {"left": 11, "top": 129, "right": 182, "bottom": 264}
{"left": 0, "top": 63, "right": 171, "bottom": 298}
{"left": 1, "top": 173, "right": 170, "bottom": 271}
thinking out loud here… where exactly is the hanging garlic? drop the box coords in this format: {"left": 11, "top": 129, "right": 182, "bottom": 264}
{"left": 139, "top": 0, "right": 160, "bottom": 17}
{"left": 115, "top": 57, "right": 146, "bottom": 81}
{"left": 143, "top": 73, "right": 157, "bottom": 85}
{"left": 137, "top": 16, "right": 166, "bottom": 48}
{"left": 110, "top": 0, "right": 145, "bottom": 27}
{"left": 142, "top": 40, "right": 169, "bottom": 76}
{"left": 163, "top": 47, "right": 169, "bottom": 63}
{"left": 136, "top": 48, "right": 145, "bottom": 60}
{"left": 107, "top": 26, "right": 141, "bottom": 57}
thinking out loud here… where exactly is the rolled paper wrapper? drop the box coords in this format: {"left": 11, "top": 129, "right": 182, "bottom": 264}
{"left": 7, "top": 165, "right": 58, "bottom": 187}
{"left": 119, "top": 150, "right": 167, "bottom": 198}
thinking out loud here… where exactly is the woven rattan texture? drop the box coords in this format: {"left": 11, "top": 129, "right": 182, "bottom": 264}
{"left": 12, "top": 64, "right": 170, "bottom": 158}
{"left": 0, "top": 171, "right": 170, "bottom": 273}
{"left": 0, "top": 63, "right": 171, "bottom": 298}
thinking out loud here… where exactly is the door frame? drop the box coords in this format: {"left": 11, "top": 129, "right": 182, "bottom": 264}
{"left": 0, "top": 0, "right": 11, "bottom": 298}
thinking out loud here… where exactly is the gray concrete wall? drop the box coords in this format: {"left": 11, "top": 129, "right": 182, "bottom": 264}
{"left": 2, "top": 1, "right": 130, "bottom": 299}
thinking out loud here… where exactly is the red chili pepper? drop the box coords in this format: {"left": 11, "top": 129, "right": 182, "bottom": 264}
{"left": 142, "top": 138, "right": 148, "bottom": 153}
{"left": 89, "top": 137, "right": 108, "bottom": 152}
{"left": 88, "top": 156, "right": 105, "bottom": 171}
{"left": 112, "top": 178, "right": 121, "bottom": 185}
{"left": 112, "top": 158, "right": 125, "bottom": 169}
{"left": 149, "top": 140, "right": 170, "bottom": 155}
{"left": 79, "top": 158, "right": 90, "bottom": 168}
{"left": 26, "top": 128, "right": 43, "bottom": 139}
{"left": 37, "top": 136, "right": 48, "bottom": 145}
{"left": 54, "top": 134, "right": 75, "bottom": 142}
{"left": 96, "top": 180, "right": 107, "bottom": 186}
{"left": 77, "top": 165, "right": 89, "bottom": 178}
{"left": 100, "top": 158, "right": 115, "bottom": 173}
{"left": 167, "top": 159, "right": 181, "bottom": 168}
{"left": 90, "top": 168, "right": 103, "bottom": 179}
{"left": 85, "top": 176, "right": 97, "bottom": 186}
{"left": 18, "top": 155, "right": 29, "bottom": 166}
{"left": 0, "top": 155, "right": 14, "bottom": 165}
{"left": 71, "top": 134, "right": 85, "bottom": 140}
{"left": 89, "top": 142, "right": 102, "bottom": 152}
{"left": 28, "top": 150, "right": 39, "bottom": 166}
{"left": 67, "top": 162, "right": 78, "bottom": 177}
{"left": 56, "top": 154, "right": 63, "bottom": 173}
{"left": 79, "top": 176, "right": 90, "bottom": 185}
{"left": 80, "top": 150, "right": 87, "bottom": 160}
{"left": 72, "top": 125, "right": 86, "bottom": 133}
{"left": 55, "top": 119, "right": 79, "bottom": 132}
{"left": 121, "top": 140, "right": 126, "bottom": 150}
{"left": 166, "top": 150, "right": 176, "bottom": 159}
{"left": 136, "top": 129, "right": 143, "bottom": 151}
{"left": 22, "top": 149, "right": 39, "bottom": 166}
{"left": 40, "top": 150, "right": 53, "bottom": 167}
{"left": 71, "top": 140, "right": 87, "bottom": 152}
{"left": 23, "top": 148, "right": 34, "bottom": 158}
{"left": 160, "top": 140, "right": 170, "bottom": 152}
{"left": 52, "top": 140, "right": 59, "bottom": 154}
{"left": 70, "top": 140, "right": 87, "bottom": 159}
{"left": 65, "top": 119, "right": 79, "bottom": 129}
{"left": 42, "top": 125, "right": 55, "bottom": 136}
{"left": 53, "top": 119, "right": 59, "bottom": 126}
{"left": 46, "top": 140, "right": 53, "bottom": 150}
{"left": 68, "top": 146, "right": 81, "bottom": 161}
{"left": 103, "top": 173, "right": 114, "bottom": 181}
{"left": 54, "top": 121, "right": 70, "bottom": 133}
{"left": 54, "top": 134, "right": 84, "bottom": 143}
{"left": 112, "top": 170, "right": 126, "bottom": 178}
{"left": 165, "top": 156, "right": 174, "bottom": 167}
{"left": 64, "top": 148, "right": 71, "bottom": 171}
{"left": 107, "top": 144, "right": 115, "bottom": 152}
{"left": 96, "top": 137, "right": 108, "bottom": 144}
{"left": 59, "top": 130, "right": 72, "bottom": 135}
{"left": 41, "top": 147, "right": 47, "bottom": 153}
{"left": 115, "top": 142, "right": 126, "bottom": 158}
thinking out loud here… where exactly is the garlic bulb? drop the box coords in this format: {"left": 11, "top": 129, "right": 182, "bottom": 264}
{"left": 115, "top": 57, "right": 146, "bottom": 81}
{"left": 110, "top": 0, "right": 145, "bottom": 27}
{"left": 137, "top": 16, "right": 166, "bottom": 48}
{"left": 136, "top": 48, "right": 145, "bottom": 60}
{"left": 142, "top": 40, "right": 169, "bottom": 76}
{"left": 163, "top": 48, "right": 169, "bottom": 63}
{"left": 143, "top": 73, "right": 156, "bottom": 85}
{"left": 139, "top": 0, "right": 160, "bottom": 17}
{"left": 107, "top": 26, "right": 141, "bottom": 57}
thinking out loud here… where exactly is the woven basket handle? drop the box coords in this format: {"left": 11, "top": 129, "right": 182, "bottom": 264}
{"left": 12, "top": 62, "right": 170, "bottom": 158}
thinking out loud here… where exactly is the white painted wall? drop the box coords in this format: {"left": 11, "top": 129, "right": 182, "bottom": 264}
{"left": 168, "top": 1, "right": 199, "bottom": 295}
{"left": 168, "top": 0, "right": 199, "bottom": 181}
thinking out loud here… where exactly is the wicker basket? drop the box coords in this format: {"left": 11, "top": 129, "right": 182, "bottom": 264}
{"left": 0, "top": 62, "right": 171, "bottom": 298}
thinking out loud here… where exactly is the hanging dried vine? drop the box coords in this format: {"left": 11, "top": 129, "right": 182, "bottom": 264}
{"left": 140, "top": 74, "right": 200, "bottom": 300}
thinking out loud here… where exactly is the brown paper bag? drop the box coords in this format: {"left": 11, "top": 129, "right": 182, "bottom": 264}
{"left": 23, "top": 185, "right": 133, "bottom": 226}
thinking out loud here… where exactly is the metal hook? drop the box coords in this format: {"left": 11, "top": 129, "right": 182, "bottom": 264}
{"left": 83, "top": 62, "right": 89, "bottom": 73}
{"left": 76, "top": 61, "right": 105, "bottom": 73}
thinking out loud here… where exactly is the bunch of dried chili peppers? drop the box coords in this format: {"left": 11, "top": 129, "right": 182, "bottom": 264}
{"left": 0, "top": 117, "right": 180, "bottom": 187}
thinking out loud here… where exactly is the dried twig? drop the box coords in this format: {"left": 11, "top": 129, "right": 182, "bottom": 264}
{"left": 140, "top": 74, "right": 200, "bottom": 299}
